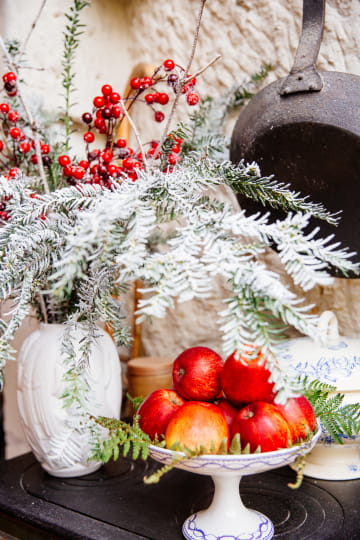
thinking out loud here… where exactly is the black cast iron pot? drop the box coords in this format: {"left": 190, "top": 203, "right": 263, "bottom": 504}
{"left": 230, "top": 0, "right": 360, "bottom": 274}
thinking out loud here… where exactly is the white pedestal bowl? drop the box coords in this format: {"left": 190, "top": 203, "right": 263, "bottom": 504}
{"left": 149, "top": 427, "right": 321, "bottom": 540}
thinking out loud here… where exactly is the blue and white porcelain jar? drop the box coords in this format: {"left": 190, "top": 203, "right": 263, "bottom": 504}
{"left": 276, "top": 311, "right": 360, "bottom": 480}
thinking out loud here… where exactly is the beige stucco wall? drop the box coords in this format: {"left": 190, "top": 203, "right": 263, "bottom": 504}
{"left": 1, "top": 0, "right": 360, "bottom": 458}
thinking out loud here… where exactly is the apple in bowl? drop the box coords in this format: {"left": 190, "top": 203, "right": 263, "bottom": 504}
{"left": 165, "top": 401, "right": 230, "bottom": 454}
{"left": 273, "top": 395, "right": 317, "bottom": 444}
{"left": 221, "top": 348, "right": 276, "bottom": 406}
{"left": 172, "top": 346, "right": 224, "bottom": 401}
{"left": 231, "top": 401, "right": 293, "bottom": 453}
{"left": 138, "top": 388, "right": 185, "bottom": 440}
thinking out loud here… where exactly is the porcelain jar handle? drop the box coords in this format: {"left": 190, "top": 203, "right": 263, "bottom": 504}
{"left": 316, "top": 310, "right": 340, "bottom": 345}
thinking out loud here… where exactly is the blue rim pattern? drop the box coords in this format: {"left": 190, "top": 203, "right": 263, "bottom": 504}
{"left": 182, "top": 512, "right": 274, "bottom": 540}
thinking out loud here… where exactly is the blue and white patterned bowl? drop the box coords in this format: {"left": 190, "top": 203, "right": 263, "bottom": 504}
{"left": 148, "top": 426, "right": 321, "bottom": 477}
{"left": 276, "top": 310, "right": 360, "bottom": 480}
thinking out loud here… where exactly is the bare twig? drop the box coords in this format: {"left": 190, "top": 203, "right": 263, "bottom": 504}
{"left": 37, "top": 293, "right": 49, "bottom": 324}
{"left": 19, "top": 0, "right": 48, "bottom": 60}
{"left": 0, "top": 34, "right": 50, "bottom": 194}
{"left": 157, "top": 0, "right": 208, "bottom": 157}
{"left": 186, "top": 53, "right": 221, "bottom": 81}
{"left": 119, "top": 96, "right": 149, "bottom": 172}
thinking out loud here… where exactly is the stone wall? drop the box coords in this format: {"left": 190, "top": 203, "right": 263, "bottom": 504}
{"left": 1, "top": 0, "right": 360, "bottom": 457}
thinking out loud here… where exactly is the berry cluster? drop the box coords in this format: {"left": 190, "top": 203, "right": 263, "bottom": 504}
{"left": 0, "top": 77, "right": 53, "bottom": 221}
{"left": 0, "top": 58, "right": 201, "bottom": 216}
{"left": 57, "top": 58, "right": 196, "bottom": 187}
{"left": 130, "top": 58, "right": 200, "bottom": 124}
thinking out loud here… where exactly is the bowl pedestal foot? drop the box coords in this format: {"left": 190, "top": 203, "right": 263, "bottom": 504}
{"left": 182, "top": 474, "right": 274, "bottom": 540}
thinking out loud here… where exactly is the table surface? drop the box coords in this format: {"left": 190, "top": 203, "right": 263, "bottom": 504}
{"left": 0, "top": 452, "right": 359, "bottom": 540}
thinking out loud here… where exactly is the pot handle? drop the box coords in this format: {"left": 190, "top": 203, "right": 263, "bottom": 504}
{"left": 316, "top": 310, "right": 340, "bottom": 345}
{"left": 280, "top": 0, "right": 325, "bottom": 96}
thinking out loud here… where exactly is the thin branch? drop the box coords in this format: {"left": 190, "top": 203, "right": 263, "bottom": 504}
{"left": 184, "top": 0, "right": 207, "bottom": 81}
{"left": 186, "top": 53, "right": 221, "bottom": 81}
{"left": 0, "top": 34, "right": 50, "bottom": 194}
{"left": 19, "top": 0, "right": 48, "bottom": 60}
{"left": 119, "top": 96, "right": 149, "bottom": 172}
{"left": 37, "top": 293, "right": 48, "bottom": 324}
{"left": 157, "top": 0, "right": 208, "bottom": 159}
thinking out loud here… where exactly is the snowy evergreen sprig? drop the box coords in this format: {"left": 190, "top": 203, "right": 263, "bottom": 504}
{"left": 185, "top": 156, "right": 340, "bottom": 225}
{"left": 43, "top": 157, "right": 358, "bottom": 395}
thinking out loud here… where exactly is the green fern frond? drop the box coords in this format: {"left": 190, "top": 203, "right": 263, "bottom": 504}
{"left": 301, "top": 377, "right": 360, "bottom": 444}
{"left": 91, "top": 414, "right": 153, "bottom": 464}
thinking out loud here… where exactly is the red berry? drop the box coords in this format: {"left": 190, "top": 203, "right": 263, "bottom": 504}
{"left": 29, "top": 193, "right": 38, "bottom": 199}
{"left": 167, "top": 73, "right": 179, "bottom": 86}
{"left": 0, "top": 103, "right": 10, "bottom": 114}
{"left": 157, "top": 92, "right": 169, "bottom": 105}
{"left": 82, "top": 112, "right": 93, "bottom": 124}
{"left": 101, "top": 150, "right": 113, "bottom": 163}
{"left": 186, "top": 92, "right": 200, "bottom": 106}
{"left": 30, "top": 154, "right": 38, "bottom": 164}
{"left": 19, "top": 141, "right": 31, "bottom": 153}
{"left": 101, "top": 107, "right": 112, "bottom": 119}
{"left": 172, "top": 144, "right": 182, "bottom": 153}
{"left": 123, "top": 157, "right": 135, "bottom": 169}
{"left": 7, "top": 110, "right": 19, "bottom": 122}
{"left": 83, "top": 131, "right": 95, "bottom": 143}
{"left": 112, "top": 106, "right": 122, "bottom": 118}
{"left": 145, "top": 93, "right": 156, "bottom": 104}
{"left": 101, "top": 84, "right": 113, "bottom": 96}
{"left": 107, "top": 164, "right": 119, "bottom": 176}
{"left": 8, "top": 167, "right": 21, "bottom": 178}
{"left": 88, "top": 149, "right": 100, "bottom": 161}
{"left": 154, "top": 111, "right": 165, "bottom": 123}
{"left": 58, "top": 155, "right": 71, "bottom": 167}
{"left": 39, "top": 214, "right": 47, "bottom": 221}
{"left": 2, "top": 72, "right": 17, "bottom": 83}
{"left": 188, "top": 77, "right": 197, "bottom": 86}
{"left": 0, "top": 211, "right": 10, "bottom": 220}
{"left": 40, "top": 144, "right": 50, "bottom": 154}
{"left": 110, "top": 92, "right": 121, "bottom": 104}
{"left": 93, "top": 96, "right": 105, "bottom": 108}
{"left": 140, "top": 76, "right": 153, "bottom": 89}
{"left": 94, "top": 117, "right": 106, "bottom": 130}
{"left": 73, "top": 166, "right": 86, "bottom": 180}
{"left": 9, "top": 127, "right": 21, "bottom": 139}
{"left": 167, "top": 153, "right": 179, "bottom": 165}
{"left": 0, "top": 141, "right": 3, "bottom": 151}
{"left": 63, "top": 165, "right": 74, "bottom": 177}
{"left": 116, "top": 138, "right": 127, "bottom": 148}
{"left": 163, "top": 59, "right": 175, "bottom": 71}
{"left": 181, "top": 84, "right": 190, "bottom": 94}
{"left": 78, "top": 160, "right": 89, "bottom": 169}
{"left": 130, "top": 77, "right": 141, "bottom": 90}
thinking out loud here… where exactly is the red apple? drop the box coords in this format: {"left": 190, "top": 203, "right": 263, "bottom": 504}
{"left": 231, "top": 401, "right": 292, "bottom": 453}
{"left": 138, "top": 389, "right": 185, "bottom": 440}
{"left": 172, "top": 346, "right": 224, "bottom": 401}
{"left": 274, "top": 395, "right": 317, "bottom": 444}
{"left": 165, "top": 401, "right": 230, "bottom": 453}
{"left": 215, "top": 398, "right": 239, "bottom": 430}
{"left": 221, "top": 348, "right": 276, "bottom": 406}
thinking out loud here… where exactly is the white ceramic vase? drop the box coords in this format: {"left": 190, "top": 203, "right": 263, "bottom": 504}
{"left": 17, "top": 323, "right": 122, "bottom": 477}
